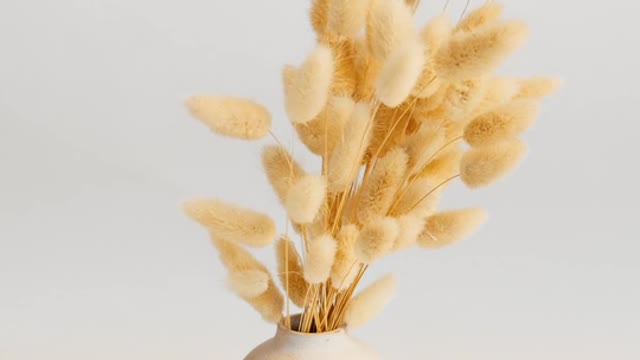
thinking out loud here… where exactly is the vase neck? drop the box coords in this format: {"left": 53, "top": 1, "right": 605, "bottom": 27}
{"left": 275, "top": 314, "right": 349, "bottom": 343}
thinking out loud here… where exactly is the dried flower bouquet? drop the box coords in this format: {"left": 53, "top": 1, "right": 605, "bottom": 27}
{"left": 183, "top": 0, "right": 557, "bottom": 333}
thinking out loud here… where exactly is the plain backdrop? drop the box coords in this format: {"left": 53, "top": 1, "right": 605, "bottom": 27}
{"left": 1, "top": 0, "right": 639, "bottom": 359}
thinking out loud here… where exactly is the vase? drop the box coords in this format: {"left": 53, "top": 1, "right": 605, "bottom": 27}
{"left": 243, "top": 315, "right": 381, "bottom": 360}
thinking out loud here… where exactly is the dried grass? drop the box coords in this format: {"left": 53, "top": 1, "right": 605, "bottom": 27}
{"left": 183, "top": 0, "right": 554, "bottom": 332}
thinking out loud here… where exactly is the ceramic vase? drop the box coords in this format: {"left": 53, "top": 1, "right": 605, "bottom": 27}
{"left": 243, "top": 315, "right": 381, "bottom": 360}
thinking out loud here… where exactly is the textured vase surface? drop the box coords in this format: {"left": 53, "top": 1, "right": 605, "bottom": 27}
{"left": 243, "top": 317, "right": 381, "bottom": 360}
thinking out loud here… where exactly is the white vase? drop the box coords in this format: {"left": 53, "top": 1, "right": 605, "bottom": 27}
{"left": 243, "top": 315, "right": 381, "bottom": 360}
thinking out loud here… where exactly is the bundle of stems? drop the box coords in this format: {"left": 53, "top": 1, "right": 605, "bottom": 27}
{"left": 183, "top": 0, "right": 557, "bottom": 333}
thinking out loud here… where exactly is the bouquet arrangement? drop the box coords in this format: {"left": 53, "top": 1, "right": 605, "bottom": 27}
{"left": 183, "top": 0, "right": 557, "bottom": 333}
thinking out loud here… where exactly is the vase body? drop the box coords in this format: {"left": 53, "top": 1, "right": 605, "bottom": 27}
{"left": 243, "top": 317, "right": 381, "bottom": 360}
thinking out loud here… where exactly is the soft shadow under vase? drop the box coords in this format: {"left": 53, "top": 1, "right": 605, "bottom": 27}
{"left": 243, "top": 316, "right": 381, "bottom": 360}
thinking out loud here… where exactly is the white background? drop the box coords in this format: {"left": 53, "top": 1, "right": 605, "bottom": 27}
{"left": 1, "top": 0, "right": 639, "bottom": 359}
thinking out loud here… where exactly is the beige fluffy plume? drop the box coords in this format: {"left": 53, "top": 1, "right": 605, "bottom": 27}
{"left": 412, "top": 14, "right": 451, "bottom": 98}
{"left": 516, "top": 77, "right": 561, "bottom": 99}
{"left": 328, "top": 0, "right": 372, "bottom": 38}
{"left": 284, "top": 45, "right": 334, "bottom": 124}
{"left": 183, "top": 200, "right": 275, "bottom": 247}
{"left": 419, "top": 146, "right": 463, "bottom": 184}
{"left": 460, "top": 139, "right": 527, "bottom": 188}
{"left": 310, "top": 0, "right": 331, "bottom": 38}
{"left": 393, "top": 214, "right": 425, "bottom": 251}
{"left": 276, "top": 237, "right": 309, "bottom": 307}
{"left": 262, "top": 145, "right": 306, "bottom": 204}
{"left": 441, "top": 77, "right": 489, "bottom": 122}
{"left": 413, "top": 68, "right": 440, "bottom": 99}
{"left": 356, "top": 148, "right": 408, "bottom": 223}
{"left": 414, "top": 82, "right": 450, "bottom": 117}
{"left": 355, "top": 217, "right": 399, "bottom": 263}
{"left": 353, "top": 38, "right": 382, "bottom": 101}
{"left": 356, "top": 149, "right": 407, "bottom": 224}
{"left": 306, "top": 207, "right": 328, "bottom": 239}
{"left": 327, "top": 39, "right": 358, "bottom": 96}
{"left": 185, "top": 96, "right": 271, "bottom": 140}
{"left": 455, "top": 2, "right": 504, "bottom": 33}
{"left": 295, "top": 96, "right": 354, "bottom": 155}
{"left": 435, "top": 21, "right": 528, "bottom": 82}
{"left": 249, "top": 282, "right": 285, "bottom": 323}
{"left": 421, "top": 14, "right": 451, "bottom": 55}
{"left": 331, "top": 224, "right": 360, "bottom": 290}
{"left": 285, "top": 175, "right": 327, "bottom": 224}
{"left": 365, "top": 103, "right": 410, "bottom": 159}
{"left": 405, "top": 0, "right": 419, "bottom": 10}
{"left": 418, "top": 208, "right": 487, "bottom": 248}
{"left": 403, "top": 124, "right": 446, "bottom": 173}
{"left": 473, "top": 77, "right": 521, "bottom": 115}
{"left": 212, "top": 238, "right": 284, "bottom": 323}
{"left": 304, "top": 234, "right": 338, "bottom": 284}
{"left": 366, "top": 0, "right": 416, "bottom": 61}
{"left": 211, "top": 237, "right": 268, "bottom": 273}
{"left": 376, "top": 39, "right": 426, "bottom": 107}
{"left": 344, "top": 273, "right": 397, "bottom": 328}
{"left": 464, "top": 100, "right": 539, "bottom": 147}
{"left": 392, "top": 177, "right": 441, "bottom": 216}
{"left": 228, "top": 270, "right": 270, "bottom": 299}
{"left": 327, "top": 103, "right": 373, "bottom": 192}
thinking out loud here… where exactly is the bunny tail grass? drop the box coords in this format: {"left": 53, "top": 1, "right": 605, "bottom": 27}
{"left": 343, "top": 273, "right": 397, "bottom": 328}
{"left": 473, "top": 76, "right": 521, "bottom": 115}
{"left": 211, "top": 237, "right": 284, "bottom": 323}
{"left": 185, "top": 96, "right": 271, "bottom": 140}
{"left": 460, "top": 139, "right": 527, "bottom": 188}
{"left": 328, "top": 0, "right": 372, "bottom": 38}
{"left": 353, "top": 38, "right": 383, "bottom": 101}
{"left": 250, "top": 281, "right": 285, "bottom": 324}
{"left": 393, "top": 214, "right": 425, "bottom": 251}
{"left": 228, "top": 270, "right": 270, "bottom": 299}
{"left": 181, "top": 0, "right": 557, "bottom": 330}
{"left": 405, "top": 0, "right": 420, "bottom": 10}
{"left": 441, "top": 77, "right": 489, "bottom": 122}
{"left": 285, "top": 175, "right": 327, "bottom": 224}
{"left": 365, "top": 104, "right": 409, "bottom": 160}
{"left": 376, "top": 39, "right": 426, "bottom": 107}
{"left": 331, "top": 224, "right": 360, "bottom": 290}
{"left": 304, "top": 234, "right": 337, "bottom": 284}
{"left": 393, "top": 178, "right": 442, "bottom": 216}
{"left": 327, "top": 102, "right": 373, "bottom": 192}
{"left": 276, "top": 237, "right": 309, "bottom": 307}
{"left": 183, "top": 200, "right": 275, "bottom": 247}
{"left": 310, "top": 0, "right": 331, "bottom": 38}
{"left": 262, "top": 145, "right": 306, "bottom": 204}
{"left": 418, "top": 208, "right": 487, "bottom": 248}
{"left": 419, "top": 146, "right": 463, "bottom": 184}
{"left": 435, "top": 21, "right": 528, "bottom": 82}
{"left": 366, "top": 0, "right": 417, "bottom": 61}
{"left": 211, "top": 237, "right": 269, "bottom": 273}
{"left": 464, "top": 100, "right": 539, "bottom": 147}
{"left": 403, "top": 124, "right": 446, "bottom": 173}
{"left": 327, "top": 38, "right": 358, "bottom": 96}
{"left": 414, "top": 82, "right": 449, "bottom": 115}
{"left": 412, "top": 14, "right": 451, "bottom": 98}
{"left": 421, "top": 14, "right": 451, "bottom": 56}
{"left": 355, "top": 217, "right": 399, "bottom": 263}
{"left": 356, "top": 148, "right": 408, "bottom": 223}
{"left": 295, "top": 96, "right": 354, "bottom": 155}
{"left": 284, "top": 45, "right": 334, "bottom": 124}
{"left": 455, "top": 2, "right": 504, "bottom": 33}
{"left": 516, "top": 77, "right": 562, "bottom": 99}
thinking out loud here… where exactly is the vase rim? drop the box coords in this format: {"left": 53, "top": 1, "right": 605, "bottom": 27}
{"left": 277, "top": 313, "right": 347, "bottom": 336}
